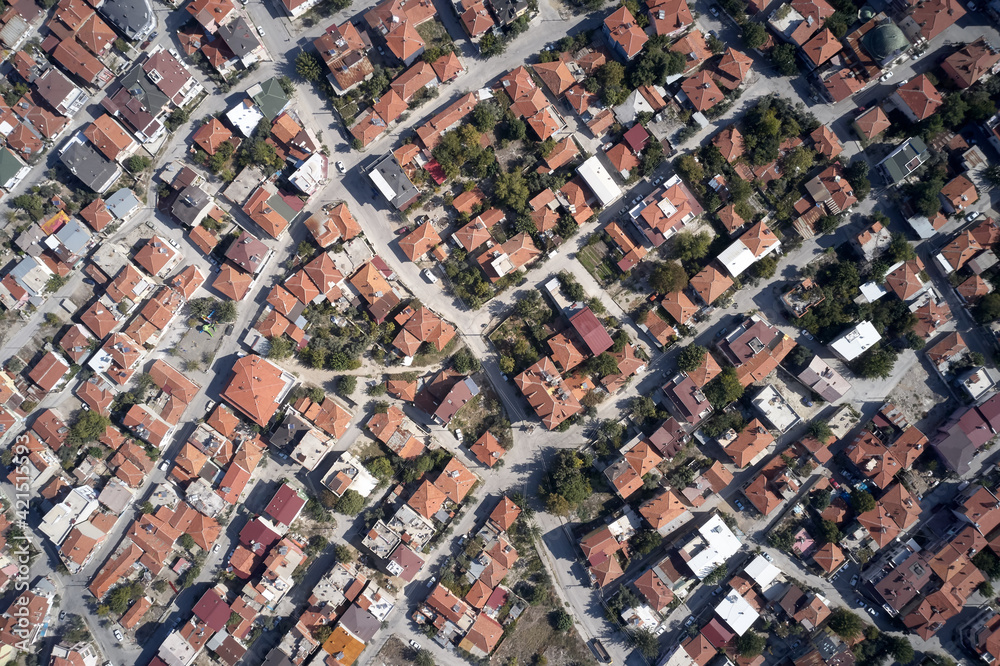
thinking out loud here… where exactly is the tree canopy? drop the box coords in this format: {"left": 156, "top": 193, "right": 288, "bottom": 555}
{"left": 677, "top": 345, "right": 707, "bottom": 373}
{"left": 649, "top": 261, "right": 688, "bottom": 293}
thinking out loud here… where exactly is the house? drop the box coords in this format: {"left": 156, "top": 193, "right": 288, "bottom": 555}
{"left": 459, "top": 0, "right": 496, "bottom": 38}
{"left": 134, "top": 236, "right": 182, "bottom": 278}
{"left": 802, "top": 29, "right": 842, "bottom": 68}
{"left": 606, "top": 441, "right": 662, "bottom": 498}
{"left": 415, "top": 92, "right": 479, "bottom": 151}
{"left": 366, "top": 152, "right": 419, "bottom": 210}
{"left": 725, "top": 419, "right": 773, "bottom": 468}
{"left": 478, "top": 233, "right": 542, "bottom": 281}
{"left": 399, "top": 222, "right": 442, "bottom": 261}
{"left": 514, "top": 357, "right": 582, "bottom": 429}
{"left": 810, "top": 125, "right": 842, "bottom": 159}
{"left": 280, "top": 0, "right": 323, "bottom": 18}
{"left": 98, "top": 0, "right": 155, "bottom": 41}
{"left": 937, "top": 231, "right": 983, "bottom": 273}
{"left": 314, "top": 21, "right": 373, "bottom": 95}
{"left": 663, "top": 373, "right": 711, "bottom": 425}
{"left": 681, "top": 71, "right": 724, "bottom": 112}
{"left": 192, "top": 118, "right": 233, "bottom": 156}
{"left": 35, "top": 69, "right": 90, "bottom": 117}
{"left": 890, "top": 74, "right": 943, "bottom": 122}
{"left": 59, "top": 137, "right": 122, "bottom": 193}
{"left": 853, "top": 106, "right": 891, "bottom": 141}
{"left": 221, "top": 354, "right": 295, "bottom": 427}
{"left": 52, "top": 39, "right": 110, "bottom": 87}
{"left": 941, "top": 174, "right": 978, "bottom": 214}
{"left": 829, "top": 321, "right": 881, "bottom": 362}
{"left": 804, "top": 164, "right": 856, "bottom": 214}
{"left": 534, "top": 60, "right": 575, "bottom": 97}
{"left": 798, "top": 356, "right": 851, "bottom": 401}
{"left": 392, "top": 307, "right": 455, "bottom": 356}
{"left": 648, "top": 0, "right": 692, "bottom": 37}
{"left": 846, "top": 430, "right": 901, "bottom": 489}
{"left": 877, "top": 137, "right": 929, "bottom": 185}
{"left": 853, "top": 220, "right": 892, "bottom": 261}
{"left": 942, "top": 37, "right": 1000, "bottom": 88}
{"left": 604, "top": 5, "right": 648, "bottom": 60}
{"left": 898, "top": 0, "right": 965, "bottom": 42}
{"left": 714, "top": 47, "right": 754, "bottom": 90}
{"left": 28, "top": 351, "right": 70, "bottom": 392}
{"left": 218, "top": 17, "right": 266, "bottom": 67}
{"left": 83, "top": 115, "right": 137, "bottom": 164}
{"left": 690, "top": 265, "right": 733, "bottom": 305}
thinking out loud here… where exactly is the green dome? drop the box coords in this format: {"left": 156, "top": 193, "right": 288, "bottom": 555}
{"left": 861, "top": 23, "right": 910, "bottom": 61}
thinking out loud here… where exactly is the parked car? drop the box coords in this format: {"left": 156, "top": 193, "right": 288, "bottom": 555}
{"left": 710, "top": 5, "right": 720, "bottom": 15}
{"left": 734, "top": 499, "right": 745, "bottom": 511}
{"left": 867, "top": 607, "right": 879, "bottom": 617}
{"left": 968, "top": 1, "right": 977, "bottom": 9}
{"left": 257, "top": 25, "right": 265, "bottom": 36}
{"left": 422, "top": 268, "right": 439, "bottom": 284}
{"left": 212, "top": 543, "right": 221, "bottom": 553}
{"left": 113, "top": 629, "right": 124, "bottom": 641}
{"left": 762, "top": 552, "right": 773, "bottom": 562}
{"left": 59, "top": 611, "right": 66, "bottom": 620}
{"left": 879, "top": 71, "right": 893, "bottom": 82}
{"left": 336, "top": 161, "right": 346, "bottom": 174}
{"left": 454, "top": 428, "right": 463, "bottom": 441}
{"left": 712, "top": 586, "right": 724, "bottom": 595}
{"left": 966, "top": 210, "right": 980, "bottom": 222}
{"left": 397, "top": 226, "right": 410, "bottom": 235}
{"left": 855, "top": 598, "right": 866, "bottom": 609}
{"left": 426, "top": 576, "right": 437, "bottom": 588}
{"left": 850, "top": 575, "right": 859, "bottom": 586}
{"left": 684, "top": 616, "right": 696, "bottom": 627}
{"left": 409, "top": 640, "right": 421, "bottom": 650}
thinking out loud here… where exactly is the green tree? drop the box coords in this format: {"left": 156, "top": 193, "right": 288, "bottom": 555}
{"left": 752, "top": 255, "right": 778, "bottom": 279}
{"left": 742, "top": 22, "right": 767, "bottom": 48}
{"left": 736, "top": 632, "right": 766, "bottom": 657}
{"left": 852, "top": 345, "right": 897, "bottom": 379}
{"left": 415, "top": 650, "right": 435, "bottom": 666}
{"left": 126, "top": 155, "right": 151, "bottom": 172}
{"left": 704, "top": 563, "right": 727, "bottom": 585}
{"left": 632, "top": 529, "right": 661, "bottom": 555}
{"left": 268, "top": 336, "right": 293, "bottom": 360}
{"left": 975, "top": 293, "right": 1000, "bottom": 323}
{"left": 940, "top": 93, "right": 968, "bottom": 128}
{"left": 69, "top": 411, "right": 110, "bottom": 445}
{"left": 367, "top": 456, "right": 393, "bottom": 481}
{"left": 829, "top": 608, "right": 863, "bottom": 639}
{"left": 851, "top": 489, "right": 876, "bottom": 514}
{"left": 587, "top": 352, "right": 620, "bottom": 378}
{"left": 772, "top": 43, "right": 798, "bottom": 76}
{"left": 334, "top": 544, "right": 355, "bottom": 563}
{"left": 471, "top": 103, "right": 500, "bottom": 132}
{"left": 984, "top": 164, "right": 1000, "bottom": 188}
{"left": 295, "top": 51, "right": 322, "bottom": 81}
{"left": 335, "top": 489, "right": 365, "bottom": 515}
{"left": 631, "top": 629, "right": 660, "bottom": 660}
{"left": 672, "top": 231, "right": 712, "bottom": 263}
{"left": 178, "top": 534, "right": 196, "bottom": 550}
{"left": 550, "top": 609, "right": 574, "bottom": 631}
{"left": 649, "top": 261, "right": 687, "bottom": 293}
{"left": 677, "top": 345, "right": 707, "bottom": 373}
{"left": 494, "top": 170, "right": 530, "bottom": 212}
{"left": 886, "top": 232, "right": 915, "bottom": 263}
{"left": 704, "top": 367, "right": 744, "bottom": 409}
{"left": 821, "top": 519, "right": 842, "bottom": 543}
{"left": 479, "top": 33, "right": 506, "bottom": 58}
{"left": 216, "top": 300, "right": 238, "bottom": 323}
{"left": 809, "top": 420, "right": 832, "bottom": 442}
{"left": 337, "top": 375, "right": 357, "bottom": 397}
{"left": 889, "top": 636, "right": 915, "bottom": 664}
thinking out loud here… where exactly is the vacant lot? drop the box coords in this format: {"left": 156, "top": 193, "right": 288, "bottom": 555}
{"left": 888, "top": 360, "right": 954, "bottom": 433}
{"left": 493, "top": 605, "right": 598, "bottom": 666}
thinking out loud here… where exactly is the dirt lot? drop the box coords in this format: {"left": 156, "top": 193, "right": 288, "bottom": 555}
{"left": 493, "top": 605, "right": 598, "bottom": 666}
{"left": 887, "top": 359, "right": 955, "bottom": 433}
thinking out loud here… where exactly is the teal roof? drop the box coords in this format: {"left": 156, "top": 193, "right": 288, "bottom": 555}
{"left": 879, "top": 137, "right": 928, "bottom": 184}
{"left": 0, "top": 148, "right": 23, "bottom": 187}
{"left": 251, "top": 78, "right": 290, "bottom": 121}
{"left": 266, "top": 194, "right": 298, "bottom": 223}
{"left": 861, "top": 24, "right": 910, "bottom": 61}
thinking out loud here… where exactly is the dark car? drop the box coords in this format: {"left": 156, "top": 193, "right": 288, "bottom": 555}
{"left": 225, "top": 324, "right": 235, "bottom": 335}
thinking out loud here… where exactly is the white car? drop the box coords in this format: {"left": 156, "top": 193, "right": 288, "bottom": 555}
{"left": 212, "top": 543, "right": 221, "bottom": 553}
{"left": 879, "top": 71, "right": 893, "bottom": 82}
{"left": 422, "top": 268, "right": 439, "bottom": 284}
{"left": 409, "top": 640, "right": 421, "bottom": 650}
{"left": 966, "top": 210, "right": 980, "bottom": 222}
{"left": 257, "top": 25, "right": 265, "bottom": 36}
{"left": 113, "top": 629, "right": 124, "bottom": 641}
{"left": 454, "top": 428, "right": 463, "bottom": 441}
{"left": 336, "top": 161, "right": 346, "bottom": 173}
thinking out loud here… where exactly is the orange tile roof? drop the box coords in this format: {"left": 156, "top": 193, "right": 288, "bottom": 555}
{"left": 431, "top": 51, "right": 464, "bottom": 81}
{"left": 188, "top": 224, "right": 219, "bottom": 255}
{"left": 810, "top": 125, "right": 842, "bottom": 159}
{"left": 350, "top": 109, "right": 387, "bottom": 148}
{"left": 942, "top": 174, "right": 978, "bottom": 212}
{"left": 894, "top": 74, "right": 943, "bottom": 120}
{"left": 639, "top": 489, "right": 688, "bottom": 529}
{"left": 212, "top": 264, "right": 252, "bottom": 300}
{"left": 670, "top": 30, "right": 711, "bottom": 71}
{"left": 906, "top": 0, "right": 965, "bottom": 41}
{"left": 243, "top": 187, "right": 292, "bottom": 239}
{"left": 433, "top": 457, "right": 477, "bottom": 503}
{"left": 690, "top": 265, "right": 733, "bottom": 304}
{"left": 802, "top": 28, "right": 841, "bottom": 67}
{"left": 391, "top": 61, "right": 437, "bottom": 103}
{"left": 647, "top": 0, "right": 692, "bottom": 35}
{"left": 399, "top": 222, "right": 442, "bottom": 261}
{"left": 853, "top": 106, "right": 890, "bottom": 139}
{"left": 662, "top": 290, "right": 698, "bottom": 325}
{"left": 221, "top": 354, "right": 289, "bottom": 426}
{"left": 726, "top": 419, "right": 773, "bottom": 467}
{"left": 885, "top": 257, "right": 926, "bottom": 300}
{"left": 349, "top": 261, "right": 392, "bottom": 304}
{"left": 84, "top": 114, "right": 134, "bottom": 161}
{"left": 514, "top": 357, "right": 582, "bottom": 429}
{"left": 715, "top": 47, "right": 753, "bottom": 89}
{"left": 386, "top": 19, "right": 425, "bottom": 62}
{"left": 408, "top": 479, "right": 446, "bottom": 519}
{"left": 170, "top": 265, "right": 205, "bottom": 299}
{"left": 547, "top": 332, "right": 586, "bottom": 371}
{"left": 134, "top": 235, "right": 180, "bottom": 277}
{"left": 681, "top": 70, "right": 724, "bottom": 111}
{"left": 373, "top": 89, "right": 409, "bottom": 124}
{"left": 607, "top": 143, "right": 640, "bottom": 175}
{"left": 192, "top": 117, "right": 233, "bottom": 155}
{"left": 605, "top": 5, "right": 648, "bottom": 58}
{"left": 533, "top": 60, "right": 575, "bottom": 96}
